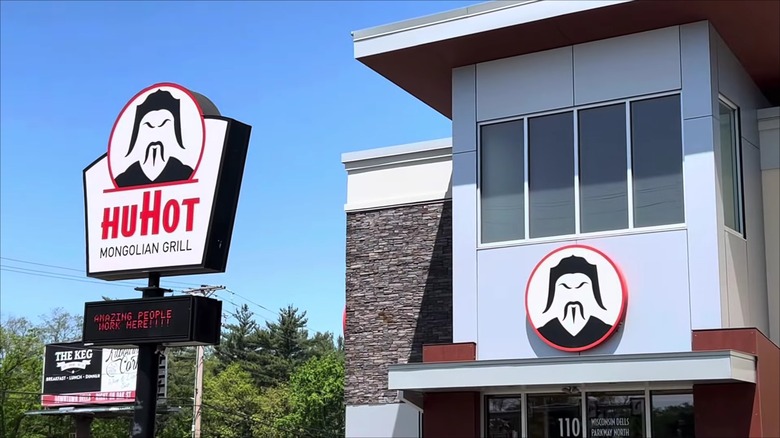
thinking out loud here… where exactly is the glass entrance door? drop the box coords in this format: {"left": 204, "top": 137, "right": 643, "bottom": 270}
{"left": 527, "top": 394, "right": 583, "bottom": 438}
{"left": 586, "top": 392, "right": 645, "bottom": 437}
{"left": 484, "top": 391, "right": 694, "bottom": 437}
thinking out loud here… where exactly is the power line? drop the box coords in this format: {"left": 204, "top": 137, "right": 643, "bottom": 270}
{"left": 0, "top": 264, "right": 153, "bottom": 288}
{"left": 0, "top": 257, "right": 85, "bottom": 273}
{"left": 0, "top": 257, "right": 204, "bottom": 287}
{"left": 1, "top": 267, "right": 140, "bottom": 289}
{"left": 225, "top": 289, "right": 278, "bottom": 319}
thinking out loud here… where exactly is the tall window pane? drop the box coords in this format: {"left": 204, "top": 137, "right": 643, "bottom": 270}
{"left": 631, "top": 95, "right": 684, "bottom": 227}
{"left": 719, "top": 101, "right": 742, "bottom": 233}
{"left": 651, "top": 392, "right": 694, "bottom": 438}
{"left": 587, "top": 392, "right": 646, "bottom": 438}
{"left": 486, "top": 396, "right": 522, "bottom": 438}
{"left": 579, "top": 104, "right": 628, "bottom": 233}
{"left": 529, "top": 112, "right": 575, "bottom": 238}
{"left": 527, "top": 394, "right": 583, "bottom": 438}
{"left": 481, "top": 120, "right": 525, "bottom": 243}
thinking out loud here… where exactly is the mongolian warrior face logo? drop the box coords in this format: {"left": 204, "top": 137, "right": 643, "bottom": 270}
{"left": 526, "top": 245, "right": 627, "bottom": 352}
{"left": 108, "top": 84, "right": 205, "bottom": 189}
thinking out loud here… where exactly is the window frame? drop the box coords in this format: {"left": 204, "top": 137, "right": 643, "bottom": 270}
{"left": 482, "top": 385, "right": 694, "bottom": 438}
{"left": 717, "top": 95, "right": 746, "bottom": 238}
{"left": 476, "top": 91, "right": 686, "bottom": 248}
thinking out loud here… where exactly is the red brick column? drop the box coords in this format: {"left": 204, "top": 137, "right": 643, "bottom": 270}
{"left": 421, "top": 343, "right": 480, "bottom": 438}
{"left": 692, "top": 329, "right": 779, "bottom": 437}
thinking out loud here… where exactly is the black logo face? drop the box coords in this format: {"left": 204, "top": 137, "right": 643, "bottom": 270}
{"left": 108, "top": 84, "right": 205, "bottom": 189}
{"left": 526, "top": 245, "right": 627, "bottom": 352}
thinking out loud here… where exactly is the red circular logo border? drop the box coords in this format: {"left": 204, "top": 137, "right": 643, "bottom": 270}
{"left": 524, "top": 244, "right": 629, "bottom": 353}
{"left": 106, "top": 82, "right": 206, "bottom": 189}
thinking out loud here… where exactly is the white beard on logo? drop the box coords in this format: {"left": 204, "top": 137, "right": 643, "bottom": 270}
{"left": 549, "top": 273, "right": 601, "bottom": 336}
{"left": 130, "top": 109, "right": 183, "bottom": 183}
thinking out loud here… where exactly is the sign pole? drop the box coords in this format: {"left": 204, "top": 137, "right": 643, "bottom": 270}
{"left": 131, "top": 273, "right": 169, "bottom": 438}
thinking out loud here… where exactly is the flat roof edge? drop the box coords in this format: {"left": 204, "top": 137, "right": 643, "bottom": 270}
{"left": 341, "top": 137, "right": 452, "bottom": 164}
{"left": 758, "top": 106, "right": 780, "bottom": 120}
{"left": 353, "top": 0, "right": 634, "bottom": 59}
{"left": 352, "top": 1, "right": 531, "bottom": 41}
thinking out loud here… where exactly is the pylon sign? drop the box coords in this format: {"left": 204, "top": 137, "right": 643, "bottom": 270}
{"left": 83, "top": 83, "right": 251, "bottom": 280}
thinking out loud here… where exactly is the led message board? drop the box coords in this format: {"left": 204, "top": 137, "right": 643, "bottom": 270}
{"left": 83, "top": 295, "right": 221, "bottom": 346}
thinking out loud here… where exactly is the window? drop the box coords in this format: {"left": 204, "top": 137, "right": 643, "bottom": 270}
{"left": 485, "top": 390, "right": 693, "bottom": 437}
{"left": 486, "top": 396, "right": 522, "bottom": 438}
{"left": 529, "top": 112, "right": 575, "bottom": 238}
{"left": 479, "top": 93, "right": 684, "bottom": 244}
{"left": 718, "top": 99, "right": 743, "bottom": 234}
{"left": 579, "top": 104, "right": 628, "bottom": 233}
{"left": 527, "top": 394, "right": 583, "bottom": 438}
{"left": 587, "top": 392, "right": 646, "bottom": 438}
{"left": 651, "top": 392, "right": 694, "bottom": 438}
{"left": 481, "top": 121, "right": 525, "bottom": 243}
{"left": 631, "top": 95, "right": 684, "bottom": 227}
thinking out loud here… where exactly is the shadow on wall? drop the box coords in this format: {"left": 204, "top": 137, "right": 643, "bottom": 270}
{"left": 408, "top": 200, "right": 454, "bottom": 363}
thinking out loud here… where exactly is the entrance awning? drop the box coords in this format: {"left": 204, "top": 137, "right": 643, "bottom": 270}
{"left": 388, "top": 350, "right": 755, "bottom": 392}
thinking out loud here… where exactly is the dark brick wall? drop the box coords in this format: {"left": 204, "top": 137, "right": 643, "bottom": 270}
{"left": 345, "top": 201, "right": 453, "bottom": 405}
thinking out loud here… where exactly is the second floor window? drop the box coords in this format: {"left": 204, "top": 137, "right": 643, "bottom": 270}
{"left": 480, "top": 94, "right": 685, "bottom": 245}
{"left": 718, "top": 98, "right": 744, "bottom": 235}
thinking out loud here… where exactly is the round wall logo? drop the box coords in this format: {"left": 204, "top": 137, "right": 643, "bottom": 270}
{"left": 108, "top": 83, "right": 205, "bottom": 189}
{"left": 525, "top": 245, "right": 627, "bottom": 352}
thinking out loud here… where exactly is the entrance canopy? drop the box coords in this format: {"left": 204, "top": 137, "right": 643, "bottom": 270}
{"left": 388, "top": 350, "right": 755, "bottom": 393}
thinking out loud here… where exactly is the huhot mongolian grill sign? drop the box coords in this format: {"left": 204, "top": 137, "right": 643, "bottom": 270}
{"left": 83, "top": 295, "right": 221, "bottom": 346}
{"left": 83, "top": 82, "right": 251, "bottom": 280}
{"left": 41, "top": 342, "right": 166, "bottom": 407}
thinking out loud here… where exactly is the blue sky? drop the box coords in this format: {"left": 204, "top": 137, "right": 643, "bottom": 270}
{"left": 0, "top": 1, "right": 480, "bottom": 336}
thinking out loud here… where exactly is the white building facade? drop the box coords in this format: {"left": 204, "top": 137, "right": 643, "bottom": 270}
{"left": 344, "top": 1, "right": 779, "bottom": 437}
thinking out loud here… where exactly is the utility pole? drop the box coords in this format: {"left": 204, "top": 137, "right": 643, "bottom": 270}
{"left": 184, "top": 285, "right": 225, "bottom": 438}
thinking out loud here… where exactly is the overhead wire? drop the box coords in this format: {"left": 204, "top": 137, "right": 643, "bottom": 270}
{"left": 1, "top": 256, "right": 324, "bottom": 330}
{"left": 0, "top": 256, "right": 204, "bottom": 287}
{"left": 1, "top": 266, "right": 140, "bottom": 289}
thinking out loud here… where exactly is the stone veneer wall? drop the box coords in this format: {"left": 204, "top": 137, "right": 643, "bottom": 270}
{"left": 345, "top": 201, "right": 453, "bottom": 405}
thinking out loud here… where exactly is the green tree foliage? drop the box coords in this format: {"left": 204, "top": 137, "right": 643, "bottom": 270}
{"left": 254, "top": 304, "right": 312, "bottom": 386}
{"left": 155, "top": 347, "right": 197, "bottom": 438}
{"left": 201, "top": 303, "right": 345, "bottom": 437}
{"left": 0, "top": 317, "right": 44, "bottom": 437}
{"left": 37, "top": 308, "right": 82, "bottom": 344}
{"left": 215, "top": 304, "right": 260, "bottom": 369}
{"left": 90, "top": 417, "right": 131, "bottom": 438}
{"left": 201, "top": 362, "right": 263, "bottom": 438}
{"left": 279, "top": 352, "right": 345, "bottom": 437}
{"left": 0, "top": 312, "right": 85, "bottom": 437}
{"left": 0, "top": 302, "right": 345, "bottom": 437}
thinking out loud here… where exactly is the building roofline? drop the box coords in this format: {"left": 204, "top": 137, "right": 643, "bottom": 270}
{"left": 352, "top": 1, "right": 532, "bottom": 41}
{"left": 341, "top": 137, "right": 452, "bottom": 165}
{"left": 351, "top": 0, "right": 780, "bottom": 117}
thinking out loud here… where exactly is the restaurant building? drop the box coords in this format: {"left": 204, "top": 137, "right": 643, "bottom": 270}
{"left": 342, "top": 1, "right": 779, "bottom": 437}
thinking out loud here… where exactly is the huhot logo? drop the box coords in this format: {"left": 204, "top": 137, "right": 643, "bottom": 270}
{"left": 109, "top": 86, "right": 204, "bottom": 188}
{"left": 84, "top": 83, "right": 251, "bottom": 280}
{"left": 526, "top": 245, "right": 627, "bottom": 352}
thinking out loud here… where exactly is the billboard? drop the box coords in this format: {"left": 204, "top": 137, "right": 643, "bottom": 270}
{"left": 41, "top": 342, "right": 166, "bottom": 407}
{"left": 83, "top": 82, "right": 252, "bottom": 280}
{"left": 82, "top": 295, "right": 221, "bottom": 346}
